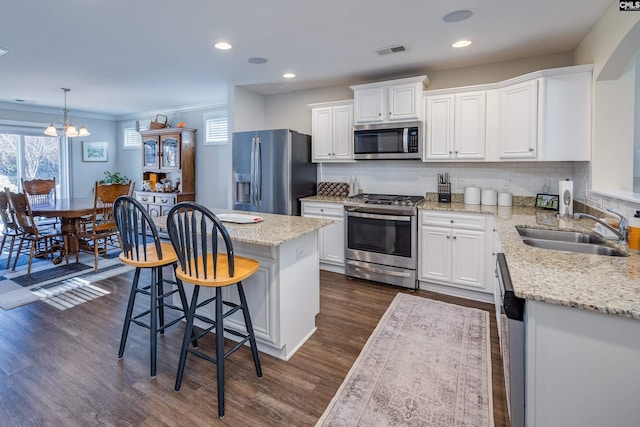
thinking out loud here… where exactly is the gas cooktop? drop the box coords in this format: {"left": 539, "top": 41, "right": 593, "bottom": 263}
{"left": 347, "top": 193, "right": 425, "bottom": 208}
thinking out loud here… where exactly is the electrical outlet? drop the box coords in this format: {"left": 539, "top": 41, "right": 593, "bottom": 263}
{"left": 501, "top": 179, "right": 511, "bottom": 191}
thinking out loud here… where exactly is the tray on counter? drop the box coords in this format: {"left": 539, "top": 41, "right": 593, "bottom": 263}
{"left": 217, "top": 214, "right": 263, "bottom": 224}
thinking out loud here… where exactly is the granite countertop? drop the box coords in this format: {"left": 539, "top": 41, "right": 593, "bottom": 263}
{"left": 155, "top": 209, "right": 332, "bottom": 247}
{"left": 300, "top": 195, "right": 351, "bottom": 203}
{"left": 421, "top": 202, "right": 640, "bottom": 320}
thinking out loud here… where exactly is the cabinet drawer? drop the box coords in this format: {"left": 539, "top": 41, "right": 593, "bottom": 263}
{"left": 136, "top": 193, "right": 154, "bottom": 204}
{"left": 154, "top": 195, "right": 176, "bottom": 207}
{"left": 302, "top": 202, "right": 344, "bottom": 218}
{"left": 420, "top": 210, "right": 486, "bottom": 230}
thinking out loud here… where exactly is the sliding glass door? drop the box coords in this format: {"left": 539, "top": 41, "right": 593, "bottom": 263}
{"left": 0, "top": 131, "right": 66, "bottom": 197}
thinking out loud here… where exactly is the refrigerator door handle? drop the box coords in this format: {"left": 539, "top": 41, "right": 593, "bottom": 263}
{"left": 255, "top": 137, "right": 262, "bottom": 206}
{"left": 250, "top": 137, "right": 257, "bottom": 206}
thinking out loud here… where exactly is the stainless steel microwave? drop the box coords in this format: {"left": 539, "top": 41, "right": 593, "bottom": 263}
{"left": 353, "top": 121, "right": 422, "bottom": 160}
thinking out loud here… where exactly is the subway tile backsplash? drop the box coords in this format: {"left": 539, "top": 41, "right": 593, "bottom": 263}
{"left": 320, "top": 161, "right": 576, "bottom": 197}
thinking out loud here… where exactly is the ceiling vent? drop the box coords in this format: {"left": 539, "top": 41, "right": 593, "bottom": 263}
{"left": 376, "top": 45, "right": 406, "bottom": 56}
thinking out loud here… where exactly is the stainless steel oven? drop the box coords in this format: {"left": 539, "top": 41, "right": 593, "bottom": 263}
{"left": 344, "top": 194, "right": 422, "bottom": 289}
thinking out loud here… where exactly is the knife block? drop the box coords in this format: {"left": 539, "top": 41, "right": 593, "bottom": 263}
{"left": 438, "top": 183, "right": 451, "bottom": 203}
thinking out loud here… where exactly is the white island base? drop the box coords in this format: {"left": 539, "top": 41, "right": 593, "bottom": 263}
{"left": 178, "top": 230, "right": 320, "bottom": 361}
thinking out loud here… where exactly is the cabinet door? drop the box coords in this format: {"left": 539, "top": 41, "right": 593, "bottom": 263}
{"left": 419, "top": 225, "right": 451, "bottom": 283}
{"left": 319, "top": 216, "right": 345, "bottom": 265}
{"left": 147, "top": 204, "right": 161, "bottom": 222}
{"left": 450, "top": 229, "right": 485, "bottom": 289}
{"left": 332, "top": 104, "right": 353, "bottom": 160}
{"left": 160, "top": 134, "right": 181, "bottom": 171}
{"left": 425, "top": 94, "right": 455, "bottom": 160}
{"left": 354, "top": 88, "right": 384, "bottom": 123}
{"left": 388, "top": 83, "right": 420, "bottom": 121}
{"left": 455, "top": 91, "right": 486, "bottom": 159}
{"left": 142, "top": 136, "right": 160, "bottom": 170}
{"left": 311, "top": 107, "right": 333, "bottom": 161}
{"left": 499, "top": 80, "right": 538, "bottom": 159}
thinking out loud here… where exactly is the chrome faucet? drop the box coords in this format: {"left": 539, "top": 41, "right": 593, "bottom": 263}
{"left": 573, "top": 209, "right": 629, "bottom": 244}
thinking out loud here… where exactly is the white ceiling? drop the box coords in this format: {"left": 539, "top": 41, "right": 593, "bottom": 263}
{"left": 0, "top": 0, "right": 612, "bottom": 117}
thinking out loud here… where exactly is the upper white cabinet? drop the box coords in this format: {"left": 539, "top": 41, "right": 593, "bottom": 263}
{"left": 309, "top": 100, "right": 355, "bottom": 163}
{"left": 424, "top": 90, "right": 486, "bottom": 161}
{"left": 351, "top": 75, "right": 429, "bottom": 124}
{"left": 498, "top": 80, "right": 539, "bottom": 159}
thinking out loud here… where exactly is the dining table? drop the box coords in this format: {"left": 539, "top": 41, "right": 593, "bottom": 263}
{"left": 30, "top": 198, "right": 96, "bottom": 254}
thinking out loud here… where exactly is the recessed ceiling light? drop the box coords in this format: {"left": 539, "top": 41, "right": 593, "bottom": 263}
{"left": 0, "top": 47, "right": 8, "bottom": 57}
{"left": 283, "top": 73, "right": 296, "bottom": 79}
{"left": 248, "top": 57, "right": 267, "bottom": 64}
{"left": 452, "top": 40, "right": 472, "bottom": 48}
{"left": 443, "top": 10, "right": 473, "bottom": 23}
{"left": 214, "top": 41, "right": 232, "bottom": 50}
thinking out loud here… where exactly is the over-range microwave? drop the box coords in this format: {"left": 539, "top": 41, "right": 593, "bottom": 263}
{"left": 353, "top": 121, "right": 422, "bottom": 160}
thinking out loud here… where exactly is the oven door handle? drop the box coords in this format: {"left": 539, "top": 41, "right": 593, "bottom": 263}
{"left": 346, "top": 210, "right": 412, "bottom": 222}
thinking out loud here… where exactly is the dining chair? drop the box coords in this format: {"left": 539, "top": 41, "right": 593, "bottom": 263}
{"left": 166, "top": 202, "right": 262, "bottom": 418}
{"left": 113, "top": 195, "right": 192, "bottom": 377}
{"left": 22, "top": 177, "right": 58, "bottom": 228}
{"left": 78, "top": 180, "right": 133, "bottom": 272}
{"left": 5, "top": 189, "right": 68, "bottom": 277}
{"left": 0, "top": 190, "right": 23, "bottom": 270}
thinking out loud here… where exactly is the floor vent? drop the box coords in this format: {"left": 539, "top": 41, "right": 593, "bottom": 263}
{"left": 377, "top": 45, "right": 406, "bottom": 56}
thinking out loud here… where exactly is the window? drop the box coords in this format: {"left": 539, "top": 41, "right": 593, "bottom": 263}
{"left": 0, "top": 131, "right": 63, "bottom": 196}
{"left": 123, "top": 120, "right": 149, "bottom": 149}
{"left": 203, "top": 110, "right": 228, "bottom": 145}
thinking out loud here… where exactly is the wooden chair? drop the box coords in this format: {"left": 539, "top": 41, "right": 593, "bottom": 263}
{"left": 78, "top": 181, "right": 133, "bottom": 272}
{"left": 0, "top": 190, "right": 23, "bottom": 269}
{"left": 113, "top": 195, "right": 192, "bottom": 377}
{"left": 166, "top": 202, "right": 262, "bottom": 418}
{"left": 22, "top": 177, "right": 58, "bottom": 228}
{"left": 5, "top": 189, "right": 68, "bottom": 277}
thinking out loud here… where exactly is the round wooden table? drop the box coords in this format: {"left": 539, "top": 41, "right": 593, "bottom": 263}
{"left": 30, "top": 198, "right": 95, "bottom": 254}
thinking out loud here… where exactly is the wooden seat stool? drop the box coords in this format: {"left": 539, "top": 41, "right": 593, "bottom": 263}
{"left": 113, "top": 196, "right": 192, "bottom": 377}
{"left": 166, "top": 202, "right": 262, "bottom": 418}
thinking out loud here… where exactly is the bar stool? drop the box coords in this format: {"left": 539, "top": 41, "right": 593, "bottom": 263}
{"left": 113, "top": 196, "right": 192, "bottom": 377}
{"left": 166, "top": 202, "right": 262, "bottom": 418}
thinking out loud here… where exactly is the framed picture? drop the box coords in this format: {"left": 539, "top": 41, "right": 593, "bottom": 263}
{"left": 82, "top": 141, "right": 108, "bottom": 162}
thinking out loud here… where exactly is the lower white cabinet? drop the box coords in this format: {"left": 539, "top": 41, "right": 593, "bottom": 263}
{"left": 418, "top": 210, "right": 494, "bottom": 299}
{"left": 302, "top": 201, "right": 345, "bottom": 270}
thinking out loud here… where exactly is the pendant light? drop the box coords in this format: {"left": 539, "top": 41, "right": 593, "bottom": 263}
{"left": 44, "top": 88, "right": 90, "bottom": 138}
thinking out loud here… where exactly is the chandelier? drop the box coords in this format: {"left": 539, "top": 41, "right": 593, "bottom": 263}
{"left": 44, "top": 88, "right": 90, "bottom": 138}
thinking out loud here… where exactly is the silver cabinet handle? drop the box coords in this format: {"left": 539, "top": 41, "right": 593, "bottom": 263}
{"left": 529, "top": 147, "right": 534, "bottom": 151}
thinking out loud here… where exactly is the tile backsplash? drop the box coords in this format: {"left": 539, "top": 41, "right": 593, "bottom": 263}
{"left": 320, "top": 161, "right": 578, "bottom": 197}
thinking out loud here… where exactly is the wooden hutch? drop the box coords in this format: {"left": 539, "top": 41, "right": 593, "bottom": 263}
{"left": 136, "top": 127, "right": 196, "bottom": 237}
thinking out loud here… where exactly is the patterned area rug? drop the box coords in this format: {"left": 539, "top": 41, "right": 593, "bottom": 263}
{"left": 317, "top": 293, "right": 493, "bottom": 427}
{"left": 0, "top": 250, "right": 132, "bottom": 311}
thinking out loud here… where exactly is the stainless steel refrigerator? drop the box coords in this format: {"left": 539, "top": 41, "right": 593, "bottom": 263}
{"left": 232, "top": 129, "right": 317, "bottom": 216}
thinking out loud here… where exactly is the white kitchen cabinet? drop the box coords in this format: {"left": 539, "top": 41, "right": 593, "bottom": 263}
{"left": 424, "top": 91, "right": 486, "bottom": 160}
{"left": 309, "top": 101, "right": 354, "bottom": 162}
{"left": 537, "top": 68, "right": 592, "bottom": 161}
{"left": 351, "top": 75, "right": 429, "bottom": 124}
{"left": 419, "top": 211, "right": 494, "bottom": 300}
{"left": 498, "top": 79, "right": 539, "bottom": 159}
{"left": 302, "top": 201, "right": 345, "bottom": 272}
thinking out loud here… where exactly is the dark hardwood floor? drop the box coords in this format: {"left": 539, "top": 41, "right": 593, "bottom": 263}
{"left": 0, "top": 269, "right": 508, "bottom": 426}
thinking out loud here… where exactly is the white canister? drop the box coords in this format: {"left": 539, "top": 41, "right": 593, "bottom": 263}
{"left": 498, "top": 192, "right": 513, "bottom": 207}
{"left": 464, "top": 186, "right": 481, "bottom": 205}
{"left": 481, "top": 189, "right": 498, "bottom": 205}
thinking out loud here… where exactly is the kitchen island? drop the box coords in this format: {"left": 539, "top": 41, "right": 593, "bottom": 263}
{"left": 157, "top": 209, "right": 332, "bottom": 361}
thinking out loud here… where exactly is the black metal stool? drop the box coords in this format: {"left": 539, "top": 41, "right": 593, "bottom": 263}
{"left": 114, "top": 196, "right": 193, "bottom": 377}
{"left": 166, "top": 202, "right": 262, "bottom": 418}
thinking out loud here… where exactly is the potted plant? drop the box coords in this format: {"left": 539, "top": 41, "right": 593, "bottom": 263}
{"left": 99, "top": 171, "right": 129, "bottom": 184}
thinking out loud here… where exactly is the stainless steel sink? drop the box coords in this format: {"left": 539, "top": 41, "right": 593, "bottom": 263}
{"left": 516, "top": 227, "right": 606, "bottom": 244}
{"left": 516, "top": 227, "right": 627, "bottom": 257}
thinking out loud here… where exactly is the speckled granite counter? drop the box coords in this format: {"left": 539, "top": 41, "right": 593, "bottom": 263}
{"left": 300, "top": 195, "right": 351, "bottom": 204}
{"left": 419, "top": 202, "right": 640, "bottom": 320}
{"left": 156, "top": 209, "right": 332, "bottom": 247}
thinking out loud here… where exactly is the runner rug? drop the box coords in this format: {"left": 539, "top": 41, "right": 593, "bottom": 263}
{"left": 317, "top": 293, "right": 493, "bottom": 427}
{"left": 0, "top": 250, "right": 132, "bottom": 311}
